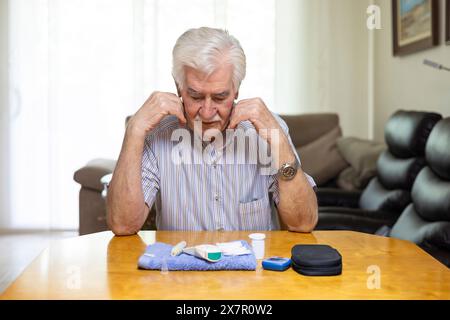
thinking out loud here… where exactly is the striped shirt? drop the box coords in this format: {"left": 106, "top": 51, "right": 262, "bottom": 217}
{"left": 141, "top": 114, "right": 316, "bottom": 231}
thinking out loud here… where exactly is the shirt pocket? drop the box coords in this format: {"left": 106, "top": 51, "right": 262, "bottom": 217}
{"left": 238, "top": 195, "right": 271, "bottom": 231}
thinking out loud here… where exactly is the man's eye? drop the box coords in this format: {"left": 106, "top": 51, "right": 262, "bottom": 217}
{"left": 192, "top": 96, "right": 203, "bottom": 101}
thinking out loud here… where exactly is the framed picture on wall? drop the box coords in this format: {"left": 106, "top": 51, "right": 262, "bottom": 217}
{"left": 446, "top": 0, "right": 450, "bottom": 44}
{"left": 392, "top": 0, "right": 439, "bottom": 56}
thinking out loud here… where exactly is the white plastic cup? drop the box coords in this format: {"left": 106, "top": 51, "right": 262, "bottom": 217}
{"left": 249, "top": 233, "right": 266, "bottom": 260}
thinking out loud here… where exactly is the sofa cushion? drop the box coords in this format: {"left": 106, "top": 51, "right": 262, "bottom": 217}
{"left": 359, "top": 177, "right": 411, "bottom": 212}
{"left": 384, "top": 110, "right": 442, "bottom": 159}
{"left": 336, "top": 137, "right": 386, "bottom": 190}
{"left": 411, "top": 167, "right": 450, "bottom": 222}
{"left": 336, "top": 167, "right": 363, "bottom": 190}
{"left": 297, "top": 126, "right": 349, "bottom": 186}
{"left": 425, "top": 118, "right": 450, "bottom": 180}
{"left": 377, "top": 151, "right": 426, "bottom": 190}
{"left": 390, "top": 204, "right": 450, "bottom": 255}
{"left": 280, "top": 113, "right": 339, "bottom": 147}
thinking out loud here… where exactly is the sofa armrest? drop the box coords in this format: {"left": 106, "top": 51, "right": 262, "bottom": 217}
{"left": 319, "top": 207, "right": 400, "bottom": 223}
{"left": 74, "top": 158, "right": 116, "bottom": 192}
{"left": 315, "top": 208, "right": 399, "bottom": 234}
{"left": 315, "top": 212, "right": 385, "bottom": 234}
{"left": 316, "top": 188, "right": 362, "bottom": 208}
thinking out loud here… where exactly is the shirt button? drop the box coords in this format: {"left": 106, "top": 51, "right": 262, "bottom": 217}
{"left": 214, "top": 194, "right": 220, "bottom": 201}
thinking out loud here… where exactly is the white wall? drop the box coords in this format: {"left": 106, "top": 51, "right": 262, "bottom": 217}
{"left": 373, "top": 0, "right": 450, "bottom": 142}
{"left": 277, "top": 0, "right": 371, "bottom": 138}
{"left": 0, "top": 0, "right": 11, "bottom": 228}
{"left": 275, "top": 0, "right": 304, "bottom": 115}
{"left": 324, "top": 0, "right": 371, "bottom": 139}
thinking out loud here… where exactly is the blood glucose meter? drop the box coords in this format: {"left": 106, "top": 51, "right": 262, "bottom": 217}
{"left": 262, "top": 257, "right": 292, "bottom": 271}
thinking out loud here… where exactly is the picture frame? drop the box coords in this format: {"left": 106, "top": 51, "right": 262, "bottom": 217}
{"left": 392, "top": 0, "right": 439, "bottom": 56}
{"left": 446, "top": 0, "right": 450, "bottom": 44}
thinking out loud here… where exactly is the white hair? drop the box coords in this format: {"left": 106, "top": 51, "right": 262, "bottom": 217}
{"left": 172, "top": 27, "right": 246, "bottom": 91}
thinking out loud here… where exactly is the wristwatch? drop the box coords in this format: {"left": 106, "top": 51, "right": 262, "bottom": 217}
{"left": 278, "top": 158, "right": 299, "bottom": 181}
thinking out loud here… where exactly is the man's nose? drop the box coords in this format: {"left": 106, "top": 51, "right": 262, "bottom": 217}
{"left": 199, "top": 98, "right": 217, "bottom": 120}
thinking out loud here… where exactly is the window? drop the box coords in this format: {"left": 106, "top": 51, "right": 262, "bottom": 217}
{"left": 7, "top": 0, "right": 275, "bottom": 229}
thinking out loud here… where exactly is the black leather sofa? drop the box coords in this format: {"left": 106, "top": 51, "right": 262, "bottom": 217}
{"left": 316, "top": 110, "right": 442, "bottom": 234}
{"left": 316, "top": 116, "right": 450, "bottom": 267}
{"left": 388, "top": 118, "right": 450, "bottom": 267}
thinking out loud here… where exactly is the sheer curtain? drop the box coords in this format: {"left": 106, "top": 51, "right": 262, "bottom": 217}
{"left": 5, "top": 0, "right": 275, "bottom": 230}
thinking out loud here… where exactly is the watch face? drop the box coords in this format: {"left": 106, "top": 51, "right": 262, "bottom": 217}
{"left": 282, "top": 164, "right": 297, "bottom": 179}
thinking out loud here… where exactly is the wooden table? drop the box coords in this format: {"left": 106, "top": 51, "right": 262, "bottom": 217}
{"left": 1, "top": 230, "right": 449, "bottom": 299}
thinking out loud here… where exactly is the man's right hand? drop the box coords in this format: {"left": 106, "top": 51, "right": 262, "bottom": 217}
{"left": 127, "top": 91, "right": 187, "bottom": 138}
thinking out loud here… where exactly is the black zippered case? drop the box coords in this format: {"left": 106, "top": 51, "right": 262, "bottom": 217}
{"left": 291, "top": 244, "right": 342, "bottom": 276}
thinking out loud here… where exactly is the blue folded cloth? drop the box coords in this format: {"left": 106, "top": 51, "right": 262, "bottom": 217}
{"left": 138, "top": 241, "right": 257, "bottom": 271}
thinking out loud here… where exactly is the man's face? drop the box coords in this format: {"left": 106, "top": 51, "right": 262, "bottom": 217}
{"left": 179, "top": 64, "right": 237, "bottom": 136}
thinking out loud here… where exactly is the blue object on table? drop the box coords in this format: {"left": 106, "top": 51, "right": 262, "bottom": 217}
{"left": 138, "top": 241, "right": 257, "bottom": 271}
{"left": 262, "top": 257, "right": 292, "bottom": 271}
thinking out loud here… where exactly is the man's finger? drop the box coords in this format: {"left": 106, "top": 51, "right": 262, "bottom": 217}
{"left": 166, "top": 93, "right": 183, "bottom": 104}
{"left": 228, "top": 102, "right": 250, "bottom": 129}
{"left": 168, "top": 103, "right": 187, "bottom": 124}
{"left": 228, "top": 108, "right": 250, "bottom": 129}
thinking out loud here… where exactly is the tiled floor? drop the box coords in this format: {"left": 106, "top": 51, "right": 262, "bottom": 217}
{"left": 0, "top": 230, "right": 78, "bottom": 294}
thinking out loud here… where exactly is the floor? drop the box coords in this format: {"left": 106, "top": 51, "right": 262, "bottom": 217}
{"left": 0, "top": 230, "right": 78, "bottom": 294}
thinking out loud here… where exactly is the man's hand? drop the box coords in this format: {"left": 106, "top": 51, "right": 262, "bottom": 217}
{"left": 127, "top": 91, "right": 187, "bottom": 138}
{"left": 227, "top": 97, "right": 291, "bottom": 158}
{"left": 227, "top": 98, "right": 282, "bottom": 142}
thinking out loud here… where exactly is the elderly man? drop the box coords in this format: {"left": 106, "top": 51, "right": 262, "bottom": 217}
{"left": 107, "top": 27, "right": 318, "bottom": 235}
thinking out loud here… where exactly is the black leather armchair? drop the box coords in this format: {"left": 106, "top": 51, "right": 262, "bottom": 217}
{"left": 316, "top": 110, "right": 442, "bottom": 233}
{"left": 388, "top": 118, "right": 450, "bottom": 267}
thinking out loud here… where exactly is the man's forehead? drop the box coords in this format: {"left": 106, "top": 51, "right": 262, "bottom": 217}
{"left": 184, "top": 65, "right": 234, "bottom": 93}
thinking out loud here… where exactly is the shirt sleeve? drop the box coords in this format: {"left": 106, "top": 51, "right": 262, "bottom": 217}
{"left": 141, "top": 136, "right": 160, "bottom": 208}
{"left": 269, "top": 114, "right": 316, "bottom": 205}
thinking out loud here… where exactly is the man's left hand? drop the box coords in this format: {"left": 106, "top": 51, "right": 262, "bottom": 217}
{"left": 227, "top": 98, "right": 283, "bottom": 143}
